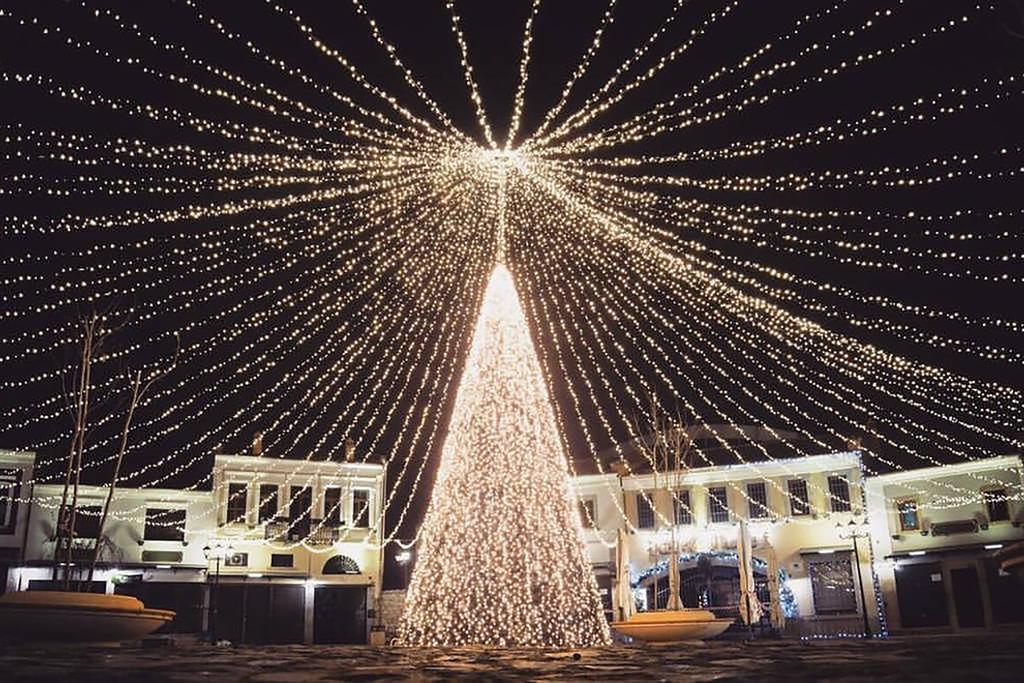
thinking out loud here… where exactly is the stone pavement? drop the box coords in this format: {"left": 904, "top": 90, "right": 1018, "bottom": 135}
{"left": 0, "top": 633, "right": 1021, "bottom": 681}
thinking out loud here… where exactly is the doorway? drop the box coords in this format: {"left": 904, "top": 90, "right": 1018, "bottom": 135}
{"left": 950, "top": 566, "right": 985, "bottom": 628}
{"left": 313, "top": 585, "right": 367, "bottom": 644}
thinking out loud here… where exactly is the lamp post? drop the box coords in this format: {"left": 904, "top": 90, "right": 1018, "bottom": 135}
{"left": 203, "top": 542, "right": 231, "bottom": 645}
{"left": 838, "top": 518, "right": 872, "bottom": 637}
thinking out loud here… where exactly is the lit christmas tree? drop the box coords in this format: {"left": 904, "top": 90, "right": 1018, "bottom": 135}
{"left": 398, "top": 263, "right": 610, "bottom": 648}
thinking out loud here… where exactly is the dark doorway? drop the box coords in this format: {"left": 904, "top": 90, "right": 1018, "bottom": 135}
{"left": 115, "top": 581, "right": 204, "bottom": 633}
{"left": 985, "top": 559, "right": 1024, "bottom": 624}
{"left": 239, "top": 584, "right": 305, "bottom": 644}
{"left": 313, "top": 585, "right": 366, "bottom": 644}
{"left": 211, "top": 583, "right": 306, "bottom": 644}
{"left": 895, "top": 562, "right": 949, "bottom": 628}
{"left": 950, "top": 566, "right": 985, "bottom": 628}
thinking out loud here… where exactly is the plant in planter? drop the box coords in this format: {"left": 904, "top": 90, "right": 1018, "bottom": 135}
{"left": 0, "top": 310, "right": 179, "bottom": 642}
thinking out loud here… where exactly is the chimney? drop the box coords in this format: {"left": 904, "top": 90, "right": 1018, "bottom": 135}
{"left": 344, "top": 438, "right": 355, "bottom": 462}
{"left": 252, "top": 431, "right": 264, "bottom": 457}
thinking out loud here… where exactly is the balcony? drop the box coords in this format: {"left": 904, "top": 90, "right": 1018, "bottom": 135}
{"left": 263, "top": 518, "right": 340, "bottom": 544}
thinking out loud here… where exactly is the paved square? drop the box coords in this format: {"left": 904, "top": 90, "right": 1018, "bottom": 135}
{"left": 1, "top": 634, "right": 1022, "bottom": 681}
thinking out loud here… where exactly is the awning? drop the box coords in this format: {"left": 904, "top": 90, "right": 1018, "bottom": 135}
{"left": 886, "top": 541, "right": 1009, "bottom": 560}
{"left": 798, "top": 546, "right": 853, "bottom": 556}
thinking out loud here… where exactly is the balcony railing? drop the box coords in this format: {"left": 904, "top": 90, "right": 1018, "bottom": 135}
{"left": 263, "top": 518, "right": 340, "bottom": 544}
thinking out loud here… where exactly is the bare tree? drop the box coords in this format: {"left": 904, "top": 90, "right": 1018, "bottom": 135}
{"left": 53, "top": 313, "right": 106, "bottom": 587}
{"left": 633, "top": 392, "right": 697, "bottom": 611}
{"left": 85, "top": 335, "right": 179, "bottom": 586}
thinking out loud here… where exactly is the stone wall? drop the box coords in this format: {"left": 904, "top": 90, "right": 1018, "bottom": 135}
{"left": 378, "top": 589, "right": 406, "bottom": 641}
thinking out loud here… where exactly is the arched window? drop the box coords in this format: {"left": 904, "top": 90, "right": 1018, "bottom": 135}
{"left": 322, "top": 554, "right": 360, "bottom": 575}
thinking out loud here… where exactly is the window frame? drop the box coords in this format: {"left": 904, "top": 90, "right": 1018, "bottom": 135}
{"left": 983, "top": 487, "right": 1010, "bottom": 523}
{"left": 323, "top": 486, "right": 343, "bottom": 526}
{"left": 225, "top": 482, "right": 248, "bottom": 524}
{"left": 707, "top": 486, "right": 730, "bottom": 524}
{"left": 787, "top": 479, "right": 811, "bottom": 517}
{"left": 0, "top": 468, "right": 23, "bottom": 535}
{"left": 673, "top": 489, "right": 693, "bottom": 526}
{"left": 827, "top": 475, "right": 852, "bottom": 513}
{"left": 257, "top": 484, "right": 279, "bottom": 524}
{"left": 746, "top": 482, "right": 769, "bottom": 519}
{"left": 636, "top": 492, "right": 656, "bottom": 529}
{"left": 351, "top": 488, "right": 371, "bottom": 528}
{"left": 896, "top": 498, "right": 920, "bottom": 531}
{"left": 578, "top": 496, "right": 597, "bottom": 528}
{"left": 143, "top": 507, "right": 187, "bottom": 542}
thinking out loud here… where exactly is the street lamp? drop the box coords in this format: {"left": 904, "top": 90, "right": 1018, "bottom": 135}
{"left": 203, "top": 541, "right": 232, "bottom": 645}
{"left": 837, "top": 518, "right": 872, "bottom": 637}
{"left": 395, "top": 549, "right": 413, "bottom": 589}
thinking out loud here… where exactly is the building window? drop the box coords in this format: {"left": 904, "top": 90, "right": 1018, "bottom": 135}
{"left": 226, "top": 483, "right": 248, "bottom": 524}
{"left": 578, "top": 497, "right": 596, "bottom": 528}
{"left": 73, "top": 505, "right": 103, "bottom": 539}
{"left": 807, "top": 551, "right": 858, "bottom": 614}
{"left": 673, "top": 490, "right": 692, "bottom": 525}
{"left": 708, "top": 486, "right": 729, "bottom": 524}
{"left": 323, "top": 487, "right": 342, "bottom": 526}
{"left": 636, "top": 493, "right": 655, "bottom": 529}
{"left": 0, "top": 468, "right": 22, "bottom": 534}
{"left": 747, "top": 482, "right": 769, "bottom": 519}
{"left": 271, "top": 553, "right": 294, "bottom": 568}
{"left": 144, "top": 508, "right": 186, "bottom": 542}
{"left": 289, "top": 486, "right": 312, "bottom": 537}
{"left": 788, "top": 479, "right": 810, "bottom": 516}
{"left": 258, "top": 484, "right": 279, "bottom": 523}
{"left": 984, "top": 488, "right": 1010, "bottom": 523}
{"left": 897, "top": 499, "right": 919, "bottom": 531}
{"left": 352, "top": 489, "right": 370, "bottom": 528}
{"left": 828, "top": 475, "right": 852, "bottom": 512}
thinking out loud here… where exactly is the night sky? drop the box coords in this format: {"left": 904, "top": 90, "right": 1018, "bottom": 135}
{"left": 2, "top": 0, "right": 1024, "bottom": 556}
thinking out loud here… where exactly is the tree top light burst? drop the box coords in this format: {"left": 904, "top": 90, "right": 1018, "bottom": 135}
{"left": 0, "top": 1, "right": 1022, "bottom": 542}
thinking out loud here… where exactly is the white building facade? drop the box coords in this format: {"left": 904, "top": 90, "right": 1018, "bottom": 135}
{"left": 1, "top": 450, "right": 386, "bottom": 644}
{"left": 574, "top": 451, "right": 888, "bottom": 638}
{"left": 866, "top": 455, "right": 1024, "bottom": 632}
{"left": 3, "top": 446, "right": 1022, "bottom": 642}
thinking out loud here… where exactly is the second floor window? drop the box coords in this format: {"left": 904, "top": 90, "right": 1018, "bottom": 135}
{"left": 747, "top": 482, "right": 769, "bottom": 519}
{"left": 226, "top": 483, "right": 248, "bottom": 524}
{"left": 352, "top": 489, "right": 370, "bottom": 528}
{"left": 578, "top": 498, "right": 596, "bottom": 528}
{"left": 258, "top": 484, "right": 279, "bottom": 523}
{"left": 897, "top": 498, "right": 919, "bottom": 531}
{"left": 788, "top": 479, "right": 811, "bottom": 516}
{"left": 828, "top": 475, "right": 852, "bottom": 513}
{"left": 673, "top": 490, "right": 692, "bottom": 525}
{"left": 0, "top": 468, "right": 22, "bottom": 534}
{"left": 984, "top": 488, "right": 1010, "bottom": 523}
{"left": 324, "top": 487, "right": 342, "bottom": 526}
{"left": 72, "top": 505, "right": 103, "bottom": 539}
{"left": 636, "top": 493, "right": 655, "bottom": 529}
{"left": 144, "top": 508, "right": 186, "bottom": 542}
{"left": 708, "top": 486, "right": 729, "bottom": 524}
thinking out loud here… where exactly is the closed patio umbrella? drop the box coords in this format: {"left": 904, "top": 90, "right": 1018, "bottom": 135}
{"left": 766, "top": 543, "right": 786, "bottom": 631}
{"left": 616, "top": 528, "right": 635, "bottom": 621}
{"left": 737, "top": 519, "right": 764, "bottom": 627}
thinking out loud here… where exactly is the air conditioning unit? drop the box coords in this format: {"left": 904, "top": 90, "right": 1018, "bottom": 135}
{"left": 224, "top": 552, "right": 249, "bottom": 567}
